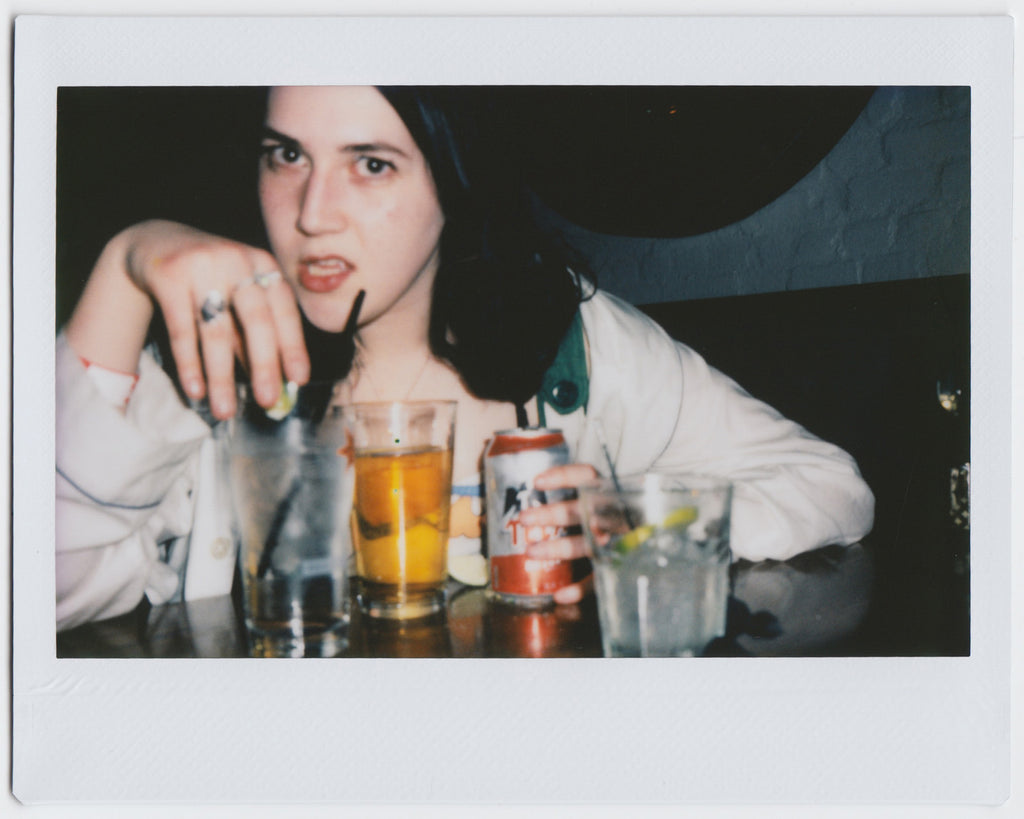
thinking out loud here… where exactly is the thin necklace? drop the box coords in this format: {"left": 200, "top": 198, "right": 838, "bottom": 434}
{"left": 358, "top": 350, "right": 433, "bottom": 401}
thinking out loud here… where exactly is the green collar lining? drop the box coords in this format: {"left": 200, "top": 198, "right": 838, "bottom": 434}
{"left": 537, "top": 310, "right": 588, "bottom": 427}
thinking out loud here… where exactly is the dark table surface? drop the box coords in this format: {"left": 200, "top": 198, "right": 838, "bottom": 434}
{"left": 57, "top": 541, "right": 880, "bottom": 659}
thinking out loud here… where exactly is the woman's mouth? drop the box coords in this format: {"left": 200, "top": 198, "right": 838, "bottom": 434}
{"left": 297, "top": 256, "right": 353, "bottom": 293}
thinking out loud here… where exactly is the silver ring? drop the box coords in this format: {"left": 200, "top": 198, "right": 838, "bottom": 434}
{"left": 254, "top": 270, "right": 282, "bottom": 289}
{"left": 198, "top": 289, "right": 228, "bottom": 324}
{"left": 234, "top": 270, "right": 282, "bottom": 295}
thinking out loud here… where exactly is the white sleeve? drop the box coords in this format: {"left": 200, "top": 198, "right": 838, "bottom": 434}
{"left": 55, "top": 333, "right": 211, "bottom": 630}
{"left": 653, "top": 343, "right": 875, "bottom": 562}
{"left": 581, "top": 293, "right": 875, "bottom": 563}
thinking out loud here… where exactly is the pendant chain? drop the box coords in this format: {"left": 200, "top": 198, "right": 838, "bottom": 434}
{"left": 358, "top": 351, "right": 432, "bottom": 402}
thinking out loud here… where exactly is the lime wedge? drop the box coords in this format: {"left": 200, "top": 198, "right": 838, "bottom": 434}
{"left": 265, "top": 380, "right": 298, "bottom": 420}
{"left": 614, "top": 524, "right": 656, "bottom": 555}
{"left": 663, "top": 505, "right": 699, "bottom": 529}
{"left": 613, "top": 505, "right": 698, "bottom": 555}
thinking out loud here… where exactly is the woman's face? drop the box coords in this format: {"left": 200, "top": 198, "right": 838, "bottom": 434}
{"left": 259, "top": 86, "right": 445, "bottom": 333}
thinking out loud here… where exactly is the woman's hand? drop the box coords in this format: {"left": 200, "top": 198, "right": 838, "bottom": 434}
{"left": 65, "top": 220, "right": 309, "bottom": 419}
{"left": 518, "top": 462, "right": 600, "bottom": 605}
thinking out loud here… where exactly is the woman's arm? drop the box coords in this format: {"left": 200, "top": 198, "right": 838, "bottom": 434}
{"left": 645, "top": 344, "right": 875, "bottom": 561}
{"left": 64, "top": 219, "right": 310, "bottom": 418}
{"left": 580, "top": 291, "right": 874, "bottom": 561}
{"left": 55, "top": 332, "right": 210, "bottom": 629}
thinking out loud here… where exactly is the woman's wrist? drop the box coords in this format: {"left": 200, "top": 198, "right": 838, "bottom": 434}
{"left": 64, "top": 226, "right": 155, "bottom": 373}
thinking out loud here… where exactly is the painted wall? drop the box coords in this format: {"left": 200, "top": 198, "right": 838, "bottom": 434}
{"left": 539, "top": 86, "right": 970, "bottom": 305}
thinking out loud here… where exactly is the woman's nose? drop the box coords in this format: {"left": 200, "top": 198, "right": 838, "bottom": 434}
{"left": 296, "top": 168, "right": 347, "bottom": 235}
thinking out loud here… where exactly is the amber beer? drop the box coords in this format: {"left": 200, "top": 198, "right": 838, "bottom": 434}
{"left": 344, "top": 401, "right": 457, "bottom": 620}
{"left": 352, "top": 447, "right": 452, "bottom": 598}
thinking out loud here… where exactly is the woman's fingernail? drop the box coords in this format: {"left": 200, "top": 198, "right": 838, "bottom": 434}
{"left": 257, "top": 380, "right": 279, "bottom": 406}
{"left": 554, "top": 586, "right": 580, "bottom": 605}
{"left": 529, "top": 541, "right": 567, "bottom": 560}
{"left": 213, "top": 397, "right": 233, "bottom": 418}
{"left": 185, "top": 378, "right": 203, "bottom": 398}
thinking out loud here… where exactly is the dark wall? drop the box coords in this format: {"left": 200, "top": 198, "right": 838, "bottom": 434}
{"left": 56, "top": 87, "right": 269, "bottom": 327}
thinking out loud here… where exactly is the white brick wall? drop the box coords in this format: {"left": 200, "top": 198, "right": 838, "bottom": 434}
{"left": 542, "top": 86, "right": 970, "bottom": 305}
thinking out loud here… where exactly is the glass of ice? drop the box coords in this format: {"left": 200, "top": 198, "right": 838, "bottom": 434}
{"left": 578, "top": 474, "right": 733, "bottom": 658}
{"left": 224, "top": 382, "right": 353, "bottom": 658}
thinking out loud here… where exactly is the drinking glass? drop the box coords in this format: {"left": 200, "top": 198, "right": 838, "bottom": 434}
{"left": 579, "top": 474, "right": 733, "bottom": 657}
{"left": 343, "top": 401, "right": 457, "bottom": 620}
{"left": 225, "top": 382, "right": 352, "bottom": 658}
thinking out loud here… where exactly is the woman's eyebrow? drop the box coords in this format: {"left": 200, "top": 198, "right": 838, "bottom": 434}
{"left": 341, "top": 142, "right": 410, "bottom": 158}
{"left": 261, "top": 126, "right": 300, "bottom": 148}
{"left": 261, "top": 127, "right": 410, "bottom": 160}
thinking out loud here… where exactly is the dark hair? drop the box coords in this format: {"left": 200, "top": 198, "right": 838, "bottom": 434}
{"left": 376, "top": 87, "right": 593, "bottom": 406}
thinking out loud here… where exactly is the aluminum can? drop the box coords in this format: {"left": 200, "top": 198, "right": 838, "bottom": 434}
{"left": 484, "top": 428, "right": 574, "bottom": 606}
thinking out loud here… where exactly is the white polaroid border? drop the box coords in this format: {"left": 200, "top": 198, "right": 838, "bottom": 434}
{"left": 11, "top": 15, "right": 1013, "bottom": 807}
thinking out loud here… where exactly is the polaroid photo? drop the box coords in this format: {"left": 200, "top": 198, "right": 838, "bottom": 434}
{"left": 11, "top": 13, "right": 1014, "bottom": 808}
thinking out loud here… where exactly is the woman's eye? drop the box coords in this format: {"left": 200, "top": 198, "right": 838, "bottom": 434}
{"left": 356, "top": 156, "right": 396, "bottom": 177}
{"left": 261, "top": 143, "right": 305, "bottom": 169}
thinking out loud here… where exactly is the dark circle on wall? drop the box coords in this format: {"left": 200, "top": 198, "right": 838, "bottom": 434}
{"left": 503, "top": 86, "right": 877, "bottom": 238}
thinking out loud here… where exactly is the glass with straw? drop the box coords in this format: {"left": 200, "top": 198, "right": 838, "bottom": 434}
{"left": 223, "top": 291, "right": 365, "bottom": 658}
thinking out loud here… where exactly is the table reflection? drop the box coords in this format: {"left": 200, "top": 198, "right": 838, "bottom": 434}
{"left": 56, "top": 543, "right": 874, "bottom": 659}
{"left": 729, "top": 542, "right": 873, "bottom": 656}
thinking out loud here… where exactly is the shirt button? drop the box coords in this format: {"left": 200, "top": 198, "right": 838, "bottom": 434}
{"left": 210, "top": 537, "right": 231, "bottom": 560}
{"left": 551, "top": 380, "right": 578, "bottom": 409}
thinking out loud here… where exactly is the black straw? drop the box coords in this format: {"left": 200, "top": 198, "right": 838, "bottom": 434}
{"left": 299, "top": 289, "right": 367, "bottom": 422}
{"left": 345, "top": 289, "right": 366, "bottom": 336}
{"left": 302, "top": 288, "right": 367, "bottom": 383}
{"left": 257, "top": 478, "right": 302, "bottom": 579}
{"left": 256, "top": 290, "right": 367, "bottom": 577}
{"left": 594, "top": 425, "right": 637, "bottom": 529}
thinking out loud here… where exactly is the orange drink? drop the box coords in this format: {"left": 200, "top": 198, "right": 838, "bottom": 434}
{"left": 352, "top": 447, "right": 452, "bottom": 589}
{"left": 343, "top": 401, "right": 457, "bottom": 619}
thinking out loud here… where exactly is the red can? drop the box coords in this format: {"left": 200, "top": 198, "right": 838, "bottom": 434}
{"left": 484, "top": 428, "right": 575, "bottom": 607}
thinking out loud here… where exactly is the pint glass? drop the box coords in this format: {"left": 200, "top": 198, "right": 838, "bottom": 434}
{"left": 343, "top": 401, "right": 456, "bottom": 619}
